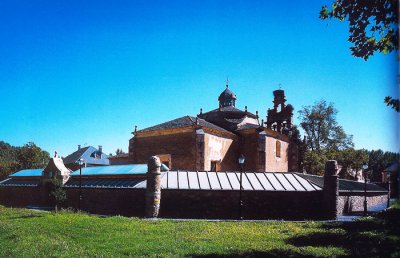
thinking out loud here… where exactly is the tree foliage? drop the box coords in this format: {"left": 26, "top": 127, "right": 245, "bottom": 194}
{"left": 297, "top": 100, "right": 371, "bottom": 177}
{"left": 0, "top": 141, "right": 50, "bottom": 179}
{"left": 367, "top": 149, "right": 399, "bottom": 181}
{"left": 115, "top": 148, "right": 126, "bottom": 155}
{"left": 303, "top": 148, "right": 368, "bottom": 176}
{"left": 298, "top": 100, "right": 353, "bottom": 151}
{"left": 320, "top": 0, "right": 398, "bottom": 60}
{"left": 320, "top": 0, "right": 399, "bottom": 112}
{"left": 44, "top": 178, "right": 67, "bottom": 212}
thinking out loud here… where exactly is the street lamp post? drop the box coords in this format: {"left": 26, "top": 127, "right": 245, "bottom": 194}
{"left": 238, "top": 154, "right": 245, "bottom": 220}
{"left": 78, "top": 158, "right": 84, "bottom": 211}
{"left": 362, "top": 163, "right": 368, "bottom": 216}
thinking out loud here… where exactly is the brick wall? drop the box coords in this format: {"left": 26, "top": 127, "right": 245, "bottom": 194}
{"left": 0, "top": 186, "right": 49, "bottom": 207}
{"left": 160, "top": 189, "right": 323, "bottom": 220}
{"left": 64, "top": 188, "right": 146, "bottom": 217}
{"left": 265, "top": 137, "right": 289, "bottom": 172}
{"left": 241, "top": 133, "right": 259, "bottom": 171}
{"left": 131, "top": 132, "right": 197, "bottom": 170}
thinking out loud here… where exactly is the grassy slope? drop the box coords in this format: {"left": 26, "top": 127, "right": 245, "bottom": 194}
{"left": 0, "top": 203, "right": 399, "bottom": 257}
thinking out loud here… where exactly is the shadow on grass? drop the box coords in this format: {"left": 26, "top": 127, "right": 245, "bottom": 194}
{"left": 9, "top": 213, "right": 45, "bottom": 219}
{"left": 287, "top": 208, "right": 400, "bottom": 257}
{"left": 190, "top": 249, "right": 314, "bottom": 258}
{"left": 190, "top": 207, "right": 400, "bottom": 258}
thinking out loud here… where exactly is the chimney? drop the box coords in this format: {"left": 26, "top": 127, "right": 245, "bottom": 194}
{"left": 98, "top": 145, "right": 103, "bottom": 154}
{"left": 78, "top": 145, "right": 81, "bottom": 150}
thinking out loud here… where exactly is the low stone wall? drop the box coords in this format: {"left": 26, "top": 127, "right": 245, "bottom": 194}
{"left": 160, "top": 190, "right": 323, "bottom": 220}
{"left": 338, "top": 192, "right": 388, "bottom": 214}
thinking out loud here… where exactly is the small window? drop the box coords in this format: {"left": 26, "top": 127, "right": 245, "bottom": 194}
{"left": 276, "top": 141, "right": 281, "bottom": 158}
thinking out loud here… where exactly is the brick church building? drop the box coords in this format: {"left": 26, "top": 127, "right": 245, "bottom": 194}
{"left": 129, "top": 84, "right": 298, "bottom": 172}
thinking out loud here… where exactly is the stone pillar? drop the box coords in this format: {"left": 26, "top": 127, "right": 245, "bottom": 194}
{"left": 323, "top": 160, "right": 339, "bottom": 219}
{"left": 146, "top": 156, "right": 162, "bottom": 218}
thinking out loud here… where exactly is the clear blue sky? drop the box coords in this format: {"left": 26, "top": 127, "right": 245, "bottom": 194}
{"left": 0, "top": 0, "right": 398, "bottom": 156}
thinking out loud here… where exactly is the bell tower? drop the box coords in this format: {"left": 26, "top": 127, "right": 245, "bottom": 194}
{"left": 266, "top": 89, "right": 293, "bottom": 134}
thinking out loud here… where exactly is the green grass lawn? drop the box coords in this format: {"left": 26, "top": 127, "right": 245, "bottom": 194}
{"left": 0, "top": 203, "right": 399, "bottom": 257}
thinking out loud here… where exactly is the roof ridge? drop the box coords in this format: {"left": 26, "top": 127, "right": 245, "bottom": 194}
{"left": 187, "top": 115, "right": 196, "bottom": 124}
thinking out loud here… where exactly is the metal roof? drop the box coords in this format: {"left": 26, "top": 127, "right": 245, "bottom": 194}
{"left": 161, "top": 171, "right": 321, "bottom": 191}
{"left": 69, "top": 164, "right": 169, "bottom": 177}
{"left": 137, "top": 116, "right": 232, "bottom": 134}
{"left": 64, "top": 178, "right": 146, "bottom": 189}
{"left": 0, "top": 178, "right": 40, "bottom": 187}
{"left": 9, "top": 169, "right": 43, "bottom": 177}
{"left": 297, "top": 173, "right": 388, "bottom": 193}
{"left": 64, "top": 171, "right": 321, "bottom": 191}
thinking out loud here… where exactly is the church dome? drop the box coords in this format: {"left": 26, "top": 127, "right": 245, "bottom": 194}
{"left": 218, "top": 86, "right": 237, "bottom": 107}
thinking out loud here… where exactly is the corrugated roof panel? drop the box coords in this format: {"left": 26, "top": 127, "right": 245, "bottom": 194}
{"left": 256, "top": 173, "right": 275, "bottom": 190}
{"left": 198, "top": 172, "right": 210, "bottom": 189}
{"left": 292, "top": 174, "right": 316, "bottom": 191}
{"left": 208, "top": 172, "right": 221, "bottom": 190}
{"left": 274, "top": 173, "right": 295, "bottom": 191}
{"left": 160, "top": 171, "right": 168, "bottom": 189}
{"left": 265, "top": 173, "right": 285, "bottom": 191}
{"left": 240, "top": 173, "right": 253, "bottom": 190}
{"left": 178, "top": 172, "right": 189, "bottom": 189}
{"left": 217, "top": 172, "right": 232, "bottom": 190}
{"left": 167, "top": 171, "right": 178, "bottom": 189}
{"left": 246, "top": 173, "right": 263, "bottom": 190}
{"left": 187, "top": 171, "right": 200, "bottom": 189}
{"left": 63, "top": 178, "right": 146, "bottom": 188}
{"left": 9, "top": 169, "right": 43, "bottom": 177}
{"left": 0, "top": 178, "right": 40, "bottom": 187}
{"left": 284, "top": 173, "right": 305, "bottom": 191}
{"left": 226, "top": 172, "right": 240, "bottom": 189}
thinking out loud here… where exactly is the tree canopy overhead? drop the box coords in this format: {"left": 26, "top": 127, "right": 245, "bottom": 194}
{"left": 320, "top": 0, "right": 399, "bottom": 112}
{"left": 320, "top": 0, "right": 398, "bottom": 60}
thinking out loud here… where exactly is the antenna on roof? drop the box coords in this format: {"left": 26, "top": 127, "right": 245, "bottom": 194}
{"left": 200, "top": 108, "right": 202, "bottom": 115}
{"left": 134, "top": 125, "right": 137, "bottom": 132}
{"left": 278, "top": 83, "right": 282, "bottom": 90}
{"left": 245, "top": 106, "right": 248, "bottom": 112}
{"left": 225, "top": 77, "right": 229, "bottom": 88}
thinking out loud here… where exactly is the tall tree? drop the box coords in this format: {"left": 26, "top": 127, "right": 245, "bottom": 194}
{"left": 17, "top": 142, "right": 50, "bottom": 169}
{"left": 320, "top": 0, "right": 399, "bottom": 112}
{"left": 298, "top": 100, "right": 353, "bottom": 151}
{"left": 298, "top": 100, "right": 360, "bottom": 175}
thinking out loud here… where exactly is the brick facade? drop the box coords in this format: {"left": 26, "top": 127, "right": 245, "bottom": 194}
{"left": 131, "top": 131, "right": 197, "bottom": 170}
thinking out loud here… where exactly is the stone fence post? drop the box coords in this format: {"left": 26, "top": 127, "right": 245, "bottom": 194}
{"left": 146, "top": 156, "right": 162, "bottom": 218}
{"left": 323, "top": 160, "right": 339, "bottom": 219}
